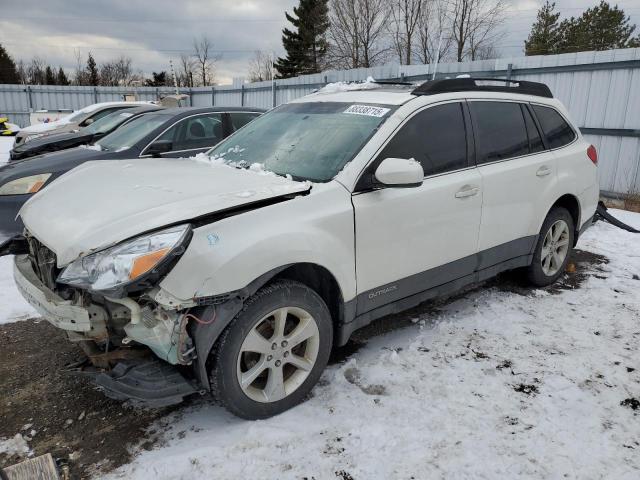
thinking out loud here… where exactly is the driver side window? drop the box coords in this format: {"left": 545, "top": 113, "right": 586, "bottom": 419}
{"left": 157, "top": 113, "right": 224, "bottom": 151}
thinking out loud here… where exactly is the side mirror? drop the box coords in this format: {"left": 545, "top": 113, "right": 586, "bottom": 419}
{"left": 146, "top": 140, "right": 173, "bottom": 157}
{"left": 374, "top": 157, "right": 424, "bottom": 188}
{"left": 82, "top": 118, "right": 94, "bottom": 126}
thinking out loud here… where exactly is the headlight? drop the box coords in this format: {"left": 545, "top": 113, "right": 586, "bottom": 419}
{"left": 58, "top": 224, "right": 191, "bottom": 293}
{"left": 0, "top": 174, "right": 52, "bottom": 195}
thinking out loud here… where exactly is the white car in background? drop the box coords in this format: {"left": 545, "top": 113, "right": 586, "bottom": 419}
{"left": 14, "top": 101, "right": 152, "bottom": 145}
{"left": 4, "top": 78, "right": 599, "bottom": 420}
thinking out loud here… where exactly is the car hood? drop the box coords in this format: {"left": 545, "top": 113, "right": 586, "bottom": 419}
{"left": 20, "top": 158, "right": 311, "bottom": 266}
{"left": 21, "top": 118, "right": 74, "bottom": 134}
{"left": 12, "top": 131, "right": 93, "bottom": 155}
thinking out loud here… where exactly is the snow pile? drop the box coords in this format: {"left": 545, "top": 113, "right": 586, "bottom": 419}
{"left": 105, "top": 210, "right": 640, "bottom": 480}
{"left": 0, "top": 433, "right": 31, "bottom": 457}
{"left": 318, "top": 76, "right": 379, "bottom": 93}
{"left": 0, "top": 136, "right": 15, "bottom": 164}
{"left": 0, "top": 256, "right": 37, "bottom": 325}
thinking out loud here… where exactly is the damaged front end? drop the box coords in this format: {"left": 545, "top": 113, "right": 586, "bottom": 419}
{"left": 6, "top": 226, "right": 208, "bottom": 407}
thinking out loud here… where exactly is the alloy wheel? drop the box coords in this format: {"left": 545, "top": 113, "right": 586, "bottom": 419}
{"left": 541, "top": 219, "right": 570, "bottom": 276}
{"left": 236, "top": 306, "right": 320, "bottom": 403}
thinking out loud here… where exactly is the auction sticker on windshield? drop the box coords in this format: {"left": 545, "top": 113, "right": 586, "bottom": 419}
{"left": 343, "top": 105, "right": 390, "bottom": 117}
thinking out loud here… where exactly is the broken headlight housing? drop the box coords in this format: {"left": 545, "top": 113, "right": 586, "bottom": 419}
{"left": 57, "top": 224, "right": 192, "bottom": 294}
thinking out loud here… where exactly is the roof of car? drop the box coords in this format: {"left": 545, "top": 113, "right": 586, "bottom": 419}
{"left": 157, "top": 106, "right": 266, "bottom": 117}
{"left": 124, "top": 105, "right": 165, "bottom": 114}
{"left": 295, "top": 85, "right": 416, "bottom": 106}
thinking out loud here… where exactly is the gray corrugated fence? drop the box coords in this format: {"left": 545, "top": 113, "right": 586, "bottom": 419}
{"left": 1, "top": 48, "right": 639, "bottom": 195}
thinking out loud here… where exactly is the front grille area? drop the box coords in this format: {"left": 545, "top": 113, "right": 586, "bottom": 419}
{"left": 26, "top": 235, "right": 59, "bottom": 291}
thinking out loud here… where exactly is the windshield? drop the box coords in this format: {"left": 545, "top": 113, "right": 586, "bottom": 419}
{"left": 82, "top": 110, "right": 137, "bottom": 135}
{"left": 207, "top": 102, "right": 394, "bottom": 182}
{"left": 96, "top": 113, "right": 167, "bottom": 152}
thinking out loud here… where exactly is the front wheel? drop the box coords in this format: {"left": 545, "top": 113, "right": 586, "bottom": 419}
{"left": 209, "top": 280, "right": 333, "bottom": 419}
{"left": 525, "top": 207, "right": 575, "bottom": 287}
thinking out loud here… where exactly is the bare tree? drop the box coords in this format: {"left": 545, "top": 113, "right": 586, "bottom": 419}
{"left": 247, "top": 50, "right": 274, "bottom": 82}
{"left": 328, "top": 0, "right": 390, "bottom": 69}
{"left": 27, "top": 57, "right": 47, "bottom": 84}
{"left": 415, "top": 0, "right": 453, "bottom": 64}
{"left": 178, "top": 53, "right": 195, "bottom": 87}
{"left": 73, "top": 48, "right": 86, "bottom": 85}
{"left": 449, "top": 0, "right": 505, "bottom": 62}
{"left": 389, "top": 0, "right": 424, "bottom": 64}
{"left": 193, "top": 36, "right": 220, "bottom": 86}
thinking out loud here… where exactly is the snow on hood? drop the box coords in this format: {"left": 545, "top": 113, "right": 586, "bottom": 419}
{"left": 20, "top": 158, "right": 310, "bottom": 265}
{"left": 21, "top": 116, "right": 74, "bottom": 134}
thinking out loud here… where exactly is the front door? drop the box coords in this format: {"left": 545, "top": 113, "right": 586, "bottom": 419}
{"left": 352, "top": 101, "right": 482, "bottom": 315}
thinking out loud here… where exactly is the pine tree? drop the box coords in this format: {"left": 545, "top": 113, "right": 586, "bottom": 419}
{"left": 525, "top": 2, "right": 561, "bottom": 56}
{"left": 86, "top": 52, "right": 99, "bottom": 85}
{"left": 56, "top": 67, "right": 70, "bottom": 85}
{"left": 45, "top": 65, "right": 56, "bottom": 85}
{"left": 275, "top": 0, "right": 329, "bottom": 78}
{"left": 0, "top": 43, "right": 19, "bottom": 84}
{"left": 557, "top": 1, "right": 639, "bottom": 53}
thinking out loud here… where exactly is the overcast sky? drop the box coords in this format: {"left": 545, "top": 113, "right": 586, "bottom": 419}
{"left": 1, "top": 0, "right": 639, "bottom": 84}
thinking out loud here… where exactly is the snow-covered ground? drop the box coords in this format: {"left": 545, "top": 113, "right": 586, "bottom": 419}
{"left": 0, "top": 256, "right": 36, "bottom": 325}
{"left": 102, "top": 211, "right": 639, "bottom": 480}
{"left": 0, "top": 136, "right": 15, "bottom": 164}
{"left": 1, "top": 211, "right": 638, "bottom": 479}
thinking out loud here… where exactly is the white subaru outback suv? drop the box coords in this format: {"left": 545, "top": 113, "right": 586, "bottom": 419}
{"left": 3, "top": 78, "right": 599, "bottom": 419}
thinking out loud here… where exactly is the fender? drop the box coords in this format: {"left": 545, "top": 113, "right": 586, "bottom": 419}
{"left": 189, "top": 265, "right": 287, "bottom": 390}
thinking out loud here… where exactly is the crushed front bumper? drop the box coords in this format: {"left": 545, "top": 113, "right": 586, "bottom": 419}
{"left": 13, "top": 254, "right": 198, "bottom": 406}
{"left": 14, "top": 253, "right": 92, "bottom": 331}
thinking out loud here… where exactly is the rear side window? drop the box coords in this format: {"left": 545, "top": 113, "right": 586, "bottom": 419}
{"left": 229, "top": 112, "right": 261, "bottom": 131}
{"left": 523, "top": 106, "right": 544, "bottom": 153}
{"left": 470, "top": 101, "right": 529, "bottom": 164}
{"left": 377, "top": 102, "right": 467, "bottom": 176}
{"left": 532, "top": 105, "right": 576, "bottom": 149}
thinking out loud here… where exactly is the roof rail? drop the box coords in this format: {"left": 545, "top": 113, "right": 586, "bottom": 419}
{"left": 411, "top": 78, "right": 553, "bottom": 98}
{"left": 371, "top": 79, "right": 414, "bottom": 86}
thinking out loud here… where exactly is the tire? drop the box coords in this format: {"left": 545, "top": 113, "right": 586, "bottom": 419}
{"left": 209, "top": 280, "right": 333, "bottom": 419}
{"left": 525, "top": 207, "right": 575, "bottom": 287}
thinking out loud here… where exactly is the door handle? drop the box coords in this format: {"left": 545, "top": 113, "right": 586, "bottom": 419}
{"left": 536, "top": 166, "right": 551, "bottom": 177}
{"left": 455, "top": 185, "right": 480, "bottom": 198}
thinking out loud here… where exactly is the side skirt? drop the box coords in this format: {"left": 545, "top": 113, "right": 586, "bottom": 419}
{"left": 337, "top": 236, "right": 537, "bottom": 346}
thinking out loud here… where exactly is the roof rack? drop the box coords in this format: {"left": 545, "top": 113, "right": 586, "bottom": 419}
{"left": 411, "top": 78, "right": 553, "bottom": 98}
{"left": 371, "top": 79, "right": 414, "bottom": 86}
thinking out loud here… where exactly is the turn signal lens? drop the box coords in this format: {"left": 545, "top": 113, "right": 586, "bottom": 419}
{"left": 587, "top": 145, "right": 598, "bottom": 165}
{"left": 0, "top": 173, "right": 52, "bottom": 195}
{"left": 129, "top": 248, "right": 170, "bottom": 280}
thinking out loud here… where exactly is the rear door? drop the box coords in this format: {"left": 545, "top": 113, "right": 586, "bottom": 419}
{"left": 470, "top": 100, "right": 557, "bottom": 269}
{"left": 352, "top": 101, "right": 482, "bottom": 315}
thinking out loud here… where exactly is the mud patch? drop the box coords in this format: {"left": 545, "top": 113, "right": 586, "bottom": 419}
{"left": 0, "top": 320, "right": 172, "bottom": 478}
{"left": 513, "top": 383, "right": 539, "bottom": 395}
{"left": 621, "top": 398, "right": 640, "bottom": 411}
{"left": 495, "top": 249, "right": 609, "bottom": 296}
{"left": 343, "top": 367, "right": 387, "bottom": 396}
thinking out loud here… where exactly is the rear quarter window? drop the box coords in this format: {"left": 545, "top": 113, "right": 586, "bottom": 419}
{"left": 532, "top": 105, "right": 576, "bottom": 149}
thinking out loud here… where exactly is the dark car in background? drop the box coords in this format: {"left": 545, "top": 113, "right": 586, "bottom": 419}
{"left": 0, "top": 106, "right": 263, "bottom": 239}
{"left": 10, "top": 105, "right": 163, "bottom": 161}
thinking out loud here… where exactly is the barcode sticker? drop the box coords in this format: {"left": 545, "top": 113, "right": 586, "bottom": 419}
{"left": 343, "top": 105, "right": 390, "bottom": 117}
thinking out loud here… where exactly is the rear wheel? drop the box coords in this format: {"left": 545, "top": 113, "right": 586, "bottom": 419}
{"left": 210, "top": 280, "right": 333, "bottom": 419}
{"left": 525, "top": 207, "right": 574, "bottom": 287}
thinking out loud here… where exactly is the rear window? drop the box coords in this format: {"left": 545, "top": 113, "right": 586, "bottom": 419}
{"left": 470, "top": 101, "right": 529, "bottom": 164}
{"left": 532, "top": 105, "right": 576, "bottom": 149}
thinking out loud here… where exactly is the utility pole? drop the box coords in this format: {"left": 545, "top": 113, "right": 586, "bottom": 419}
{"left": 169, "top": 58, "right": 179, "bottom": 94}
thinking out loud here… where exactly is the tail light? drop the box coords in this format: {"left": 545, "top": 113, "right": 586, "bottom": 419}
{"left": 587, "top": 144, "right": 598, "bottom": 165}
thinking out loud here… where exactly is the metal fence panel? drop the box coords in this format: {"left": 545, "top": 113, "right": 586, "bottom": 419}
{"left": 1, "top": 48, "right": 639, "bottom": 194}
